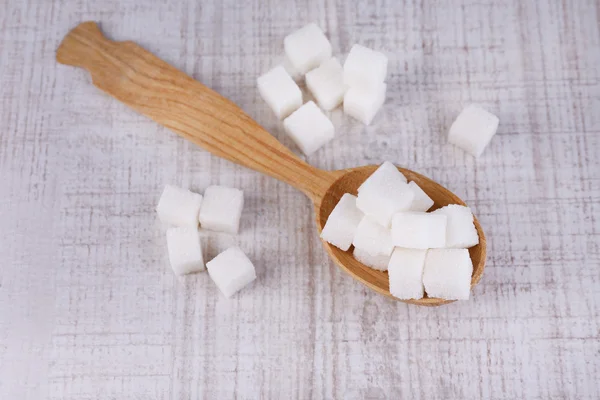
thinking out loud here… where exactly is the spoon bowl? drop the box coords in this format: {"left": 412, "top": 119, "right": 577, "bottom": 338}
{"left": 57, "top": 21, "right": 486, "bottom": 306}
{"left": 316, "top": 165, "right": 486, "bottom": 306}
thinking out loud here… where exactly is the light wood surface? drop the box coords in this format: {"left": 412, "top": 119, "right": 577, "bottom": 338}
{"left": 57, "top": 22, "right": 486, "bottom": 306}
{"left": 1, "top": 0, "right": 599, "bottom": 399}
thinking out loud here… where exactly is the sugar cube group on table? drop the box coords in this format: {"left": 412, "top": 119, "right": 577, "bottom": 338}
{"left": 156, "top": 184, "right": 256, "bottom": 298}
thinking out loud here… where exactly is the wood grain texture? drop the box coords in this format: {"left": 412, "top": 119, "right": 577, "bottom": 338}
{"left": 0, "top": 0, "right": 599, "bottom": 399}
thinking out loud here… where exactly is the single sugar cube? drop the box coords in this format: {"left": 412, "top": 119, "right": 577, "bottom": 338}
{"left": 343, "top": 83, "right": 386, "bottom": 125}
{"left": 166, "top": 227, "right": 204, "bottom": 275}
{"left": 391, "top": 212, "right": 447, "bottom": 249}
{"left": 281, "top": 54, "right": 302, "bottom": 82}
{"left": 448, "top": 104, "right": 499, "bottom": 157}
{"left": 432, "top": 204, "right": 479, "bottom": 248}
{"left": 320, "top": 193, "right": 364, "bottom": 251}
{"left": 407, "top": 181, "right": 434, "bottom": 212}
{"left": 284, "top": 23, "right": 332, "bottom": 75}
{"left": 257, "top": 66, "right": 303, "bottom": 119}
{"left": 198, "top": 185, "right": 244, "bottom": 234}
{"left": 353, "top": 247, "right": 391, "bottom": 271}
{"left": 156, "top": 185, "right": 203, "bottom": 227}
{"left": 352, "top": 216, "right": 394, "bottom": 258}
{"left": 356, "top": 162, "right": 414, "bottom": 227}
{"left": 283, "top": 101, "right": 335, "bottom": 156}
{"left": 343, "top": 44, "right": 388, "bottom": 88}
{"left": 423, "top": 249, "right": 473, "bottom": 300}
{"left": 358, "top": 161, "right": 407, "bottom": 193}
{"left": 388, "top": 248, "right": 427, "bottom": 300}
{"left": 206, "top": 247, "right": 256, "bottom": 297}
{"left": 305, "top": 57, "right": 347, "bottom": 110}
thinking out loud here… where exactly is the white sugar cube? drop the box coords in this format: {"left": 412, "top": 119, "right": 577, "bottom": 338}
{"left": 257, "top": 66, "right": 303, "bottom": 119}
{"left": 166, "top": 227, "right": 204, "bottom": 275}
{"left": 432, "top": 205, "right": 479, "bottom": 248}
{"left": 407, "top": 181, "right": 434, "bottom": 212}
{"left": 391, "top": 212, "right": 447, "bottom": 249}
{"left": 356, "top": 162, "right": 414, "bottom": 227}
{"left": 388, "top": 248, "right": 427, "bottom": 300}
{"left": 423, "top": 249, "right": 473, "bottom": 300}
{"left": 306, "top": 57, "right": 347, "bottom": 110}
{"left": 358, "top": 161, "right": 407, "bottom": 193}
{"left": 353, "top": 247, "right": 390, "bottom": 271}
{"left": 343, "top": 83, "right": 386, "bottom": 125}
{"left": 283, "top": 101, "right": 335, "bottom": 156}
{"left": 284, "top": 23, "right": 332, "bottom": 74}
{"left": 206, "top": 247, "right": 256, "bottom": 297}
{"left": 156, "top": 185, "right": 203, "bottom": 227}
{"left": 343, "top": 44, "right": 388, "bottom": 88}
{"left": 320, "top": 193, "right": 364, "bottom": 251}
{"left": 281, "top": 54, "right": 302, "bottom": 81}
{"left": 198, "top": 186, "right": 244, "bottom": 234}
{"left": 352, "top": 216, "right": 394, "bottom": 258}
{"left": 448, "top": 104, "right": 499, "bottom": 157}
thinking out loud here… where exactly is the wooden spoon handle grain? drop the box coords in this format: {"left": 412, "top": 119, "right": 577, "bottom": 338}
{"left": 56, "top": 21, "right": 335, "bottom": 200}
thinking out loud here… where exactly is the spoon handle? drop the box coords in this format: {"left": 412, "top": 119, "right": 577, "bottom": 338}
{"left": 56, "top": 21, "right": 336, "bottom": 200}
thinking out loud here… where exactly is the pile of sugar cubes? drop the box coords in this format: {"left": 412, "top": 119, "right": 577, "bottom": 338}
{"left": 320, "top": 161, "right": 479, "bottom": 301}
{"left": 156, "top": 184, "right": 256, "bottom": 297}
{"left": 257, "top": 23, "right": 388, "bottom": 156}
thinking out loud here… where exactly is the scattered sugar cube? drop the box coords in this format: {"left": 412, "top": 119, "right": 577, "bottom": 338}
{"left": 432, "top": 205, "right": 479, "bottom": 248}
{"left": 407, "top": 181, "right": 434, "bottom": 212}
{"left": 358, "top": 161, "right": 407, "bottom": 193}
{"left": 448, "top": 104, "right": 499, "bottom": 157}
{"left": 257, "top": 66, "right": 303, "bottom": 119}
{"left": 391, "top": 212, "right": 447, "bottom": 249}
{"left": 306, "top": 57, "right": 347, "bottom": 110}
{"left": 320, "top": 194, "right": 364, "bottom": 251}
{"left": 352, "top": 216, "right": 394, "bottom": 258}
{"left": 283, "top": 101, "right": 335, "bottom": 156}
{"left": 353, "top": 247, "right": 391, "bottom": 271}
{"left": 343, "top": 44, "right": 388, "bottom": 88}
{"left": 284, "top": 23, "right": 332, "bottom": 75}
{"left": 343, "top": 83, "right": 386, "bottom": 125}
{"left": 423, "top": 249, "right": 473, "bottom": 300}
{"left": 156, "top": 185, "right": 203, "bottom": 227}
{"left": 206, "top": 247, "right": 256, "bottom": 297}
{"left": 166, "top": 227, "right": 204, "bottom": 275}
{"left": 281, "top": 54, "right": 302, "bottom": 81}
{"left": 198, "top": 185, "right": 244, "bottom": 234}
{"left": 356, "top": 162, "right": 414, "bottom": 227}
{"left": 388, "top": 248, "right": 427, "bottom": 300}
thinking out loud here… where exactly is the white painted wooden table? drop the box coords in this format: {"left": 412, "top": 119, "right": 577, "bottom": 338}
{"left": 1, "top": 0, "right": 599, "bottom": 398}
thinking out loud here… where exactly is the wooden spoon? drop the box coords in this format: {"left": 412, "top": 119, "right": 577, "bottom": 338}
{"left": 56, "top": 21, "right": 486, "bottom": 306}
